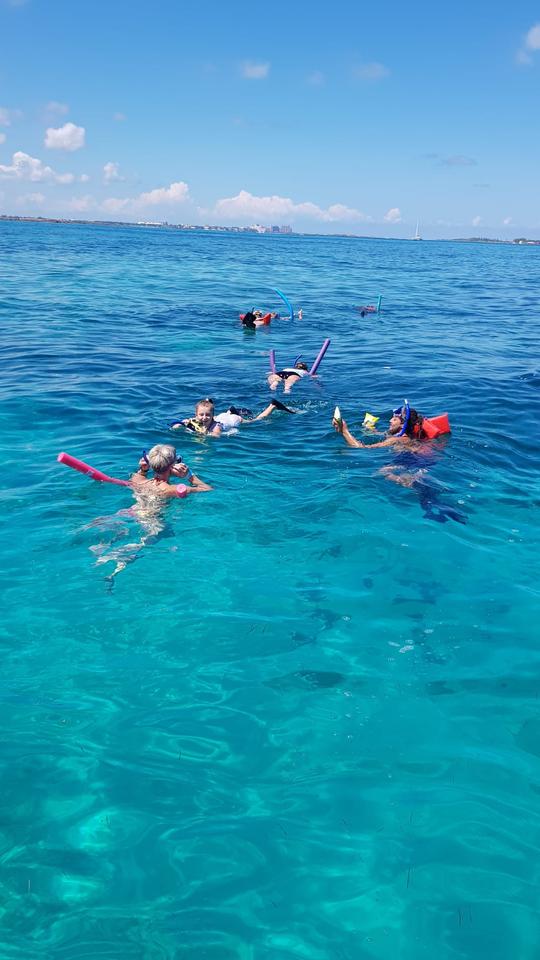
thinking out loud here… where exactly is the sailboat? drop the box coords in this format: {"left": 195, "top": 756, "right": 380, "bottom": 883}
{"left": 412, "top": 219, "right": 422, "bottom": 241}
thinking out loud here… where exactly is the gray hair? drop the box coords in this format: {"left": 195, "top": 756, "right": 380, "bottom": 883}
{"left": 147, "top": 444, "right": 176, "bottom": 474}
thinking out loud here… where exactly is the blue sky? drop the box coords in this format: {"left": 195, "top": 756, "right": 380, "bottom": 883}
{"left": 1, "top": 0, "right": 540, "bottom": 237}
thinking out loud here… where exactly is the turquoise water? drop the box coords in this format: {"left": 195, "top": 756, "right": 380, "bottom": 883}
{"left": 1, "top": 221, "right": 539, "bottom": 959}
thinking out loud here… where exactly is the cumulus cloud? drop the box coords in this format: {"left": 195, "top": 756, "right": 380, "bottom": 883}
{"left": 384, "top": 207, "right": 402, "bottom": 223}
{"left": 80, "top": 173, "right": 90, "bottom": 183}
{"left": 46, "top": 101, "right": 69, "bottom": 116}
{"left": 352, "top": 62, "right": 390, "bottom": 81}
{"left": 103, "top": 161, "right": 123, "bottom": 183}
{"left": 0, "top": 150, "right": 75, "bottom": 183}
{"left": 517, "top": 22, "right": 540, "bottom": 64}
{"left": 102, "top": 181, "right": 190, "bottom": 213}
{"left": 503, "top": 216, "right": 513, "bottom": 225}
{"left": 44, "top": 122, "right": 85, "bottom": 151}
{"left": 472, "top": 215, "right": 482, "bottom": 227}
{"left": 214, "top": 189, "right": 368, "bottom": 223}
{"left": 0, "top": 133, "right": 6, "bottom": 144}
{"left": 240, "top": 61, "right": 270, "bottom": 79}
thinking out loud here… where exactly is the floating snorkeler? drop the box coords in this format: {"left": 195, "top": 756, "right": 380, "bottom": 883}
{"left": 170, "top": 396, "right": 295, "bottom": 436}
{"left": 240, "top": 310, "right": 277, "bottom": 329}
{"left": 267, "top": 339, "right": 331, "bottom": 393}
{"left": 332, "top": 401, "right": 450, "bottom": 449}
{"left": 332, "top": 402, "right": 466, "bottom": 524}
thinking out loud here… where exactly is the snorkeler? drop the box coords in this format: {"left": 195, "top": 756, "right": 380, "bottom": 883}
{"left": 87, "top": 444, "right": 211, "bottom": 587}
{"left": 267, "top": 361, "right": 310, "bottom": 394}
{"left": 333, "top": 404, "right": 465, "bottom": 524}
{"left": 132, "top": 444, "right": 212, "bottom": 495}
{"left": 332, "top": 403, "right": 428, "bottom": 449}
{"left": 171, "top": 397, "right": 295, "bottom": 435}
{"left": 240, "top": 310, "right": 277, "bottom": 329}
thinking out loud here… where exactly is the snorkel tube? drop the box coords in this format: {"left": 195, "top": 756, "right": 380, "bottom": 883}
{"left": 273, "top": 288, "right": 294, "bottom": 321}
{"left": 396, "top": 400, "right": 411, "bottom": 437}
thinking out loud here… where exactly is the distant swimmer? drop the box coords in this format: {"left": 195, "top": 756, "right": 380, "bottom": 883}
{"left": 268, "top": 361, "right": 310, "bottom": 394}
{"left": 240, "top": 310, "right": 277, "bottom": 328}
{"left": 170, "top": 397, "right": 295, "bottom": 435}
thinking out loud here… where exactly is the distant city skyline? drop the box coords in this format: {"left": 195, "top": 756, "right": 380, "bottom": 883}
{"left": 1, "top": 0, "right": 540, "bottom": 238}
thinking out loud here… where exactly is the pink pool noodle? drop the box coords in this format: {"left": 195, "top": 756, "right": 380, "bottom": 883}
{"left": 309, "top": 338, "right": 331, "bottom": 376}
{"left": 269, "top": 349, "right": 277, "bottom": 374}
{"left": 58, "top": 452, "right": 131, "bottom": 486}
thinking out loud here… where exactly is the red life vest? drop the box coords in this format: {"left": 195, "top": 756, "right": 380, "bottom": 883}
{"left": 417, "top": 413, "right": 451, "bottom": 439}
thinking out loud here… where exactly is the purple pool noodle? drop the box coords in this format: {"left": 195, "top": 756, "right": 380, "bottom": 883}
{"left": 270, "top": 349, "right": 277, "bottom": 374}
{"left": 309, "top": 338, "right": 331, "bottom": 376}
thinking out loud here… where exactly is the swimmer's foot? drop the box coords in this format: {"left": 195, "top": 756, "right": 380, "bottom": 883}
{"left": 271, "top": 398, "right": 296, "bottom": 413}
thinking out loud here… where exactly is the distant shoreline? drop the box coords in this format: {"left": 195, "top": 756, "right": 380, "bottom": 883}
{"left": 1, "top": 214, "right": 539, "bottom": 245}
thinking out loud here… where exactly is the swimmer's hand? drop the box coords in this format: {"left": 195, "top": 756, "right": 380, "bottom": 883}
{"left": 171, "top": 462, "right": 189, "bottom": 479}
{"left": 138, "top": 457, "right": 150, "bottom": 473}
{"left": 332, "top": 415, "right": 344, "bottom": 434}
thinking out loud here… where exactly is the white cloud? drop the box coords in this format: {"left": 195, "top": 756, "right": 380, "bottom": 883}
{"left": 102, "top": 180, "right": 190, "bottom": 213}
{"left": 103, "top": 161, "right": 123, "bottom": 183}
{"left": 0, "top": 150, "right": 75, "bottom": 183}
{"left": 0, "top": 106, "right": 20, "bottom": 126}
{"left": 113, "top": 112, "right": 127, "bottom": 122}
{"left": 46, "top": 101, "right": 69, "bottom": 116}
{"left": 525, "top": 23, "right": 540, "bottom": 49}
{"left": 240, "top": 61, "right": 270, "bottom": 79}
{"left": 214, "top": 189, "right": 368, "bottom": 223}
{"left": 18, "top": 191, "right": 46, "bottom": 206}
{"left": 307, "top": 70, "right": 325, "bottom": 86}
{"left": 503, "top": 216, "right": 513, "bottom": 225}
{"left": 384, "top": 207, "right": 402, "bottom": 223}
{"left": 80, "top": 173, "right": 90, "bottom": 183}
{"left": 352, "top": 62, "right": 390, "bottom": 81}
{"left": 0, "top": 133, "right": 6, "bottom": 144}
{"left": 44, "top": 122, "right": 85, "bottom": 151}
{"left": 472, "top": 215, "right": 482, "bottom": 227}
{"left": 517, "top": 22, "right": 540, "bottom": 64}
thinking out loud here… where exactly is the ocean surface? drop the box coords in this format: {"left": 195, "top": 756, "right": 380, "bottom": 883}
{"left": 0, "top": 221, "right": 539, "bottom": 960}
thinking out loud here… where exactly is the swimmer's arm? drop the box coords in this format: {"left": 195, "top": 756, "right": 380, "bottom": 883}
{"left": 185, "top": 472, "right": 212, "bottom": 493}
{"left": 333, "top": 417, "right": 364, "bottom": 448}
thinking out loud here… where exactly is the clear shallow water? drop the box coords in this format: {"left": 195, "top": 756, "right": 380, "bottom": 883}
{"left": 1, "top": 221, "right": 539, "bottom": 959}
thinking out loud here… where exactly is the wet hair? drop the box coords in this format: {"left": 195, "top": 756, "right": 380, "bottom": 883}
{"left": 196, "top": 399, "right": 214, "bottom": 414}
{"left": 403, "top": 407, "right": 425, "bottom": 439}
{"left": 242, "top": 311, "right": 257, "bottom": 329}
{"left": 147, "top": 444, "right": 177, "bottom": 473}
{"left": 296, "top": 361, "right": 309, "bottom": 371}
